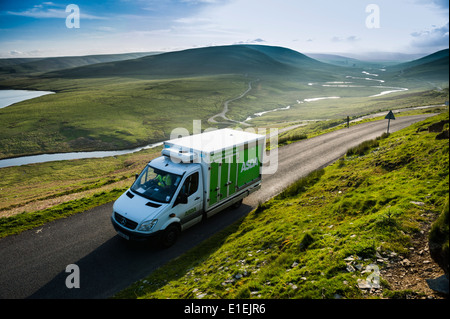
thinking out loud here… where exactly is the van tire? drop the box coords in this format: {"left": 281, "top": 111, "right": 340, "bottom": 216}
{"left": 160, "top": 224, "right": 180, "bottom": 248}
{"left": 232, "top": 199, "right": 243, "bottom": 209}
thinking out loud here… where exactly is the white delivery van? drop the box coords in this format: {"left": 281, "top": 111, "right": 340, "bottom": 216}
{"left": 111, "top": 128, "right": 265, "bottom": 247}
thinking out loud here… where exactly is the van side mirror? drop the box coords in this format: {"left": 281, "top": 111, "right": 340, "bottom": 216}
{"left": 135, "top": 173, "right": 139, "bottom": 181}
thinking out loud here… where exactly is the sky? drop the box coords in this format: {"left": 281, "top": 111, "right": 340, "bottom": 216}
{"left": 0, "top": 0, "right": 448, "bottom": 58}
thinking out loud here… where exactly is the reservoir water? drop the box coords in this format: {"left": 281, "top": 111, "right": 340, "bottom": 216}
{"left": 0, "top": 90, "right": 55, "bottom": 109}
{"left": 0, "top": 142, "right": 164, "bottom": 168}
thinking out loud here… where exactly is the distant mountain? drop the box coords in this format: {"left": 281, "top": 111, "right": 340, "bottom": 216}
{"left": 42, "top": 45, "right": 344, "bottom": 80}
{"left": 340, "top": 51, "right": 427, "bottom": 63}
{"left": 0, "top": 52, "right": 159, "bottom": 76}
{"left": 305, "top": 53, "right": 383, "bottom": 69}
{"left": 0, "top": 57, "right": 43, "bottom": 68}
{"left": 391, "top": 49, "right": 449, "bottom": 81}
{"left": 241, "top": 45, "right": 325, "bottom": 69}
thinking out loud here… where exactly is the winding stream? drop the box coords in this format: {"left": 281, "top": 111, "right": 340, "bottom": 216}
{"left": 245, "top": 69, "right": 408, "bottom": 122}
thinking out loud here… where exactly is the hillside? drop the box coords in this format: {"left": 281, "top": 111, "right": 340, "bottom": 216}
{"left": 42, "top": 45, "right": 343, "bottom": 79}
{"left": 115, "top": 112, "right": 449, "bottom": 299}
{"left": 0, "top": 58, "right": 43, "bottom": 68}
{"left": 306, "top": 53, "right": 384, "bottom": 69}
{"left": 399, "top": 56, "right": 449, "bottom": 81}
{"left": 392, "top": 49, "right": 449, "bottom": 70}
{"left": 0, "top": 52, "right": 157, "bottom": 76}
{"left": 389, "top": 49, "right": 449, "bottom": 82}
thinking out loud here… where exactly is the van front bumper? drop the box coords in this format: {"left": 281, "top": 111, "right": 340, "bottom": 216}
{"left": 111, "top": 216, "right": 161, "bottom": 241}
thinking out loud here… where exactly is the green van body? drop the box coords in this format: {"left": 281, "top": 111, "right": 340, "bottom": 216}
{"left": 163, "top": 129, "right": 265, "bottom": 211}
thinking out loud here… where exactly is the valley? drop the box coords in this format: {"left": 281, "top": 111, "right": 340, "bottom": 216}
{"left": 0, "top": 44, "right": 447, "bottom": 300}
{"left": 0, "top": 45, "right": 448, "bottom": 160}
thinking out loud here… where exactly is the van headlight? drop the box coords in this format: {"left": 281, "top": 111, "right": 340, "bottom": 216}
{"left": 138, "top": 219, "right": 158, "bottom": 232}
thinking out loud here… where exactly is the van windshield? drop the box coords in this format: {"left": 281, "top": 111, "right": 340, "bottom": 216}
{"left": 131, "top": 165, "right": 182, "bottom": 203}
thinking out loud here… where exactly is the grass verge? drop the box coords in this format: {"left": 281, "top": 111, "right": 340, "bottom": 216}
{"left": 0, "top": 187, "right": 125, "bottom": 238}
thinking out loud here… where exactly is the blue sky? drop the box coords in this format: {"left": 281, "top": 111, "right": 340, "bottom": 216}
{"left": 0, "top": 0, "right": 448, "bottom": 58}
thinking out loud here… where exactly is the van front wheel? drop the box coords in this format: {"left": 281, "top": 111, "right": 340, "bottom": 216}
{"left": 160, "top": 224, "right": 180, "bottom": 248}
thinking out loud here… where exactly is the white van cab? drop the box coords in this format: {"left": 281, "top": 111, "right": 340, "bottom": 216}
{"left": 111, "top": 128, "right": 265, "bottom": 247}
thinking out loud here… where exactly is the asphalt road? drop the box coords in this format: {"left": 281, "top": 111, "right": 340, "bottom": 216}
{"left": 0, "top": 114, "right": 435, "bottom": 299}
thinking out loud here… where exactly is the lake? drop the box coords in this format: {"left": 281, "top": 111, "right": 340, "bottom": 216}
{"left": 0, "top": 142, "right": 164, "bottom": 168}
{"left": 0, "top": 89, "right": 55, "bottom": 109}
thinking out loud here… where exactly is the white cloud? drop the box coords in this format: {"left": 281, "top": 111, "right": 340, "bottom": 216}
{"left": 410, "top": 22, "right": 449, "bottom": 49}
{"left": 331, "top": 36, "right": 361, "bottom": 43}
{"left": 6, "top": 3, "right": 107, "bottom": 20}
{"left": 414, "top": 0, "right": 449, "bottom": 11}
{"left": 180, "top": 0, "right": 226, "bottom": 4}
{"left": 174, "top": 17, "right": 212, "bottom": 24}
{"left": 9, "top": 50, "right": 22, "bottom": 56}
{"left": 1, "top": 0, "right": 448, "bottom": 57}
{"left": 7, "top": 8, "right": 66, "bottom": 19}
{"left": 234, "top": 38, "right": 266, "bottom": 44}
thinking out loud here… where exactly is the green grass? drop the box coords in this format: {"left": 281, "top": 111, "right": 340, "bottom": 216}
{"left": 275, "top": 104, "right": 448, "bottom": 147}
{"left": 0, "top": 187, "right": 125, "bottom": 238}
{"left": 0, "top": 146, "right": 163, "bottom": 238}
{"left": 114, "top": 111, "right": 449, "bottom": 299}
{"left": 276, "top": 119, "right": 347, "bottom": 147}
{"left": 1, "top": 60, "right": 447, "bottom": 159}
{"left": 429, "top": 199, "right": 449, "bottom": 273}
{"left": 345, "top": 133, "right": 389, "bottom": 157}
{"left": 0, "top": 75, "right": 247, "bottom": 159}
{"left": 241, "top": 85, "right": 449, "bottom": 127}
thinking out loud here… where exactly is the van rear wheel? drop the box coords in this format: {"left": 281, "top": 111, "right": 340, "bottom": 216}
{"left": 232, "top": 199, "right": 243, "bottom": 209}
{"left": 160, "top": 224, "right": 180, "bottom": 248}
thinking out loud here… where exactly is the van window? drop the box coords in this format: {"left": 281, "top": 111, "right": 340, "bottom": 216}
{"left": 131, "top": 165, "right": 181, "bottom": 203}
{"left": 189, "top": 172, "right": 199, "bottom": 196}
{"left": 181, "top": 172, "right": 199, "bottom": 197}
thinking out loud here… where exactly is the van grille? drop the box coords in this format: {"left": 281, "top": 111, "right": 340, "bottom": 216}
{"left": 114, "top": 212, "right": 138, "bottom": 230}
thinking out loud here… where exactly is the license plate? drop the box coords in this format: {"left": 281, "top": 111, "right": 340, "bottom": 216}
{"left": 117, "top": 231, "right": 130, "bottom": 240}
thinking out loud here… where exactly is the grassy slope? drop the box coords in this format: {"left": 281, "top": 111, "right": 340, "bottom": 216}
{"left": 0, "top": 52, "right": 156, "bottom": 77}
{"left": 0, "top": 75, "right": 247, "bottom": 159}
{"left": 401, "top": 57, "right": 450, "bottom": 81}
{"left": 390, "top": 49, "right": 449, "bottom": 71}
{"left": 114, "top": 111, "right": 449, "bottom": 299}
{"left": 230, "top": 85, "right": 449, "bottom": 126}
{"left": 41, "top": 45, "right": 337, "bottom": 78}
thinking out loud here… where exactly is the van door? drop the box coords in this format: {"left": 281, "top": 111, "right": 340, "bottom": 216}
{"left": 173, "top": 171, "right": 203, "bottom": 230}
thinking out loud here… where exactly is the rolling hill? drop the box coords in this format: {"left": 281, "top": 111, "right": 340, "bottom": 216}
{"left": 389, "top": 48, "right": 449, "bottom": 82}
{"left": 0, "top": 52, "right": 158, "bottom": 76}
{"left": 401, "top": 56, "right": 449, "bottom": 81}
{"left": 392, "top": 48, "right": 449, "bottom": 70}
{"left": 305, "top": 53, "right": 384, "bottom": 69}
{"left": 42, "top": 45, "right": 344, "bottom": 80}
